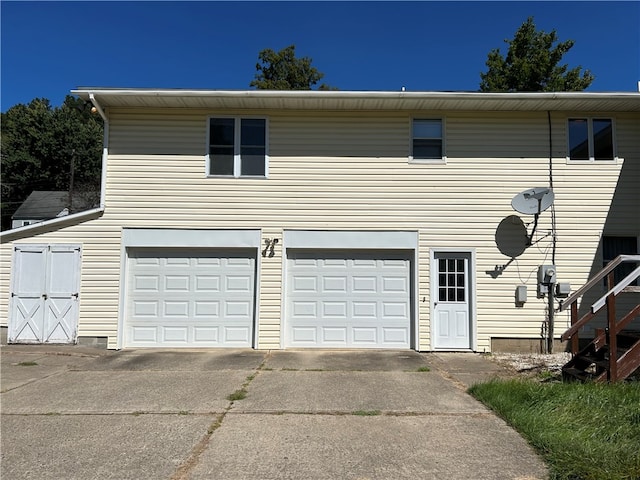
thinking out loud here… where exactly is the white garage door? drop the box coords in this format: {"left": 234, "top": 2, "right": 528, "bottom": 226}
{"left": 286, "top": 250, "right": 412, "bottom": 348}
{"left": 125, "top": 248, "right": 255, "bottom": 347}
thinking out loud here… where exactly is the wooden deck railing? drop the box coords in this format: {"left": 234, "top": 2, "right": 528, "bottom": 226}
{"left": 560, "top": 255, "right": 640, "bottom": 382}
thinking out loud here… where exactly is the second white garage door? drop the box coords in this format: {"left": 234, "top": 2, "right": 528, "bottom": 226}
{"left": 125, "top": 248, "right": 255, "bottom": 348}
{"left": 286, "top": 250, "right": 412, "bottom": 348}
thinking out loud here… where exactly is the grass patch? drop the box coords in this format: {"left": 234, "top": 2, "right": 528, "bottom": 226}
{"left": 227, "top": 389, "right": 247, "bottom": 402}
{"left": 469, "top": 379, "right": 640, "bottom": 480}
{"left": 352, "top": 410, "right": 381, "bottom": 416}
{"left": 416, "top": 366, "right": 431, "bottom": 372}
{"left": 17, "top": 361, "right": 38, "bottom": 366}
{"left": 537, "top": 369, "right": 558, "bottom": 381}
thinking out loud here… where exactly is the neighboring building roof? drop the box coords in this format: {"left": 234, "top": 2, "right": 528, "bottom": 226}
{"left": 72, "top": 88, "right": 640, "bottom": 112}
{"left": 12, "top": 191, "right": 70, "bottom": 220}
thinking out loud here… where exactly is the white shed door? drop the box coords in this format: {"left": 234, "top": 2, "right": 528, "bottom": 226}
{"left": 286, "top": 250, "right": 411, "bottom": 348}
{"left": 9, "top": 244, "right": 81, "bottom": 344}
{"left": 125, "top": 249, "right": 255, "bottom": 348}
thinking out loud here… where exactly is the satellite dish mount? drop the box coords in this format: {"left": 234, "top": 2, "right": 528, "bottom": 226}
{"left": 511, "top": 187, "right": 555, "bottom": 246}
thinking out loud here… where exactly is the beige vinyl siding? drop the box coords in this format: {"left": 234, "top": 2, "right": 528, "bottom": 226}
{"left": 0, "top": 222, "right": 123, "bottom": 348}
{"left": 258, "top": 227, "right": 283, "bottom": 349}
{"left": 2, "top": 108, "right": 637, "bottom": 351}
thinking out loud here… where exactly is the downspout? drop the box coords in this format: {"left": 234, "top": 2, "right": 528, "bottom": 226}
{"left": 547, "top": 110, "right": 558, "bottom": 353}
{"left": 547, "top": 110, "right": 557, "bottom": 265}
{"left": 89, "top": 93, "right": 108, "bottom": 210}
{"left": 0, "top": 93, "right": 108, "bottom": 241}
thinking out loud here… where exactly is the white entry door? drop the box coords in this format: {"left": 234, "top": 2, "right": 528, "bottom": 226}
{"left": 433, "top": 252, "right": 472, "bottom": 349}
{"left": 9, "top": 244, "right": 81, "bottom": 344}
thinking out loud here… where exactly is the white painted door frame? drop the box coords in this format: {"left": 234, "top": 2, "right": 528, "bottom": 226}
{"left": 281, "top": 230, "right": 419, "bottom": 350}
{"left": 118, "top": 228, "right": 262, "bottom": 349}
{"left": 430, "top": 248, "right": 476, "bottom": 351}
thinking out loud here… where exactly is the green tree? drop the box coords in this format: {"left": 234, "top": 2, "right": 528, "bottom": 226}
{"left": 250, "top": 45, "right": 336, "bottom": 90}
{"left": 480, "top": 17, "right": 594, "bottom": 92}
{"left": 1, "top": 95, "right": 103, "bottom": 230}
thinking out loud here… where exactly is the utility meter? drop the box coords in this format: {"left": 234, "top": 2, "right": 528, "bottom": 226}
{"left": 537, "top": 265, "right": 557, "bottom": 285}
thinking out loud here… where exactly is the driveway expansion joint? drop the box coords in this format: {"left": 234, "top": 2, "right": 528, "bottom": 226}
{"left": 170, "top": 355, "right": 265, "bottom": 479}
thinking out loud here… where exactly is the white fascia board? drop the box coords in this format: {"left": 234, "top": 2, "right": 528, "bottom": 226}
{"left": 71, "top": 88, "right": 640, "bottom": 100}
{"left": 283, "top": 230, "right": 418, "bottom": 250}
{"left": 122, "top": 228, "right": 261, "bottom": 248}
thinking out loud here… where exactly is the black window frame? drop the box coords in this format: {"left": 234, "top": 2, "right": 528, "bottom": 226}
{"left": 207, "top": 117, "right": 268, "bottom": 178}
{"left": 568, "top": 118, "right": 616, "bottom": 162}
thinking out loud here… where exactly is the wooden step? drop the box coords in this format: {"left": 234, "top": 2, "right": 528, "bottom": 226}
{"left": 562, "top": 367, "right": 594, "bottom": 382}
{"left": 575, "top": 354, "right": 608, "bottom": 370}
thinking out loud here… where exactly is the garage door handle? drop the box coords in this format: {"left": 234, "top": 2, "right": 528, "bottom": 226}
{"left": 42, "top": 294, "right": 48, "bottom": 300}
{"left": 72, "top": 293, "right": 79, "bottom": 298}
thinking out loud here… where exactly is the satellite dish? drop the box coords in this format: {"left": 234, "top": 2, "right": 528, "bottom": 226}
{"left": 511, "top": 188, "right": 555, "bottom": 215}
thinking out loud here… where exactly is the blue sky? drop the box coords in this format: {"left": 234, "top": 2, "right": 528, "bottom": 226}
{"left": 1, "top": 1, "right": 639, "bottom": 111}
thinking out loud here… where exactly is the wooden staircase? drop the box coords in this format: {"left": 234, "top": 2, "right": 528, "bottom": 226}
{"left": 560, "top": 255, "right": 640, "bottom": 383}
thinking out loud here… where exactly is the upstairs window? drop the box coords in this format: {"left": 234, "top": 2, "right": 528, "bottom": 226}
{"left": 568, "top": 118, "right": 615, "bottom": 161}
{"left": 208, "top": 117, "right": 267, "bottom": 177}
{"left": 603, "top": 236, "right": 638, "bottom": 286}
{"left": 411, "top": 118, "right": 444, "bottom": 162}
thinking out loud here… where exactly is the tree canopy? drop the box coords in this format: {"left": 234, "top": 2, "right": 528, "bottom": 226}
{"left": 480, "top": 17, "right": 594, "bottom": 92}
{"left": 250, "top": 45, "right": 336, "bottom": 90}
{"left": 0, "top": 95, "right": 103, "bottom": 230}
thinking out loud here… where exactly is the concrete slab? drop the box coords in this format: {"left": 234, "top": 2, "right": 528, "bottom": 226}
{"left": 190, "top": 413, "right": 548, "bottom": 480}
{"left": 1, "top": 348, "right": 113, "bottom": 391}
{"left": 1, "top": 350, "right": 101, "bottom": 369}
{"left": 1, "top": 363, "right": 63, "bottom": 392}
{"left": 235, "top": 371, "right": 487, "bottom": 414}
{"left": 266, "top": 350, "right": 432, "bottom": 371}
{"left": 2, "top": 370, "right": 250, "bottom": 414}
{"left": 430, "top": 353, "right": 513, "bottom": 388}
{"left": 1, "top": 413, "right": 213, "bottom": 480}
{"left": 83, "top": 349, "right": 268, "bottom": 371}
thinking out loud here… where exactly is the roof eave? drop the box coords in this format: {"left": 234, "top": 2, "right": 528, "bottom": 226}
{"left": 71, "top": 88, "right": 640, "bottom": 112}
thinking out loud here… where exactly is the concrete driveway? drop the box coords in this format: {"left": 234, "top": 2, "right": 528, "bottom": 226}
{"left": 1, "top": 346, "right": 547, "bottom": 480}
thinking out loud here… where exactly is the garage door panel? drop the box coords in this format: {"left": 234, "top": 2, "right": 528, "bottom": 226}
{"left": 194, "top": 327, "right": 218, "bottom": 342}
{"left": 196, "top": 276, "right": 220, "bottom": 291}
{"left": 353, "top": 276, "right": 376, "bottom": 292}
{"left": 286, "top": 250, "right": 412, "bottom": 348}
{"left": 324, "top": 327, "right": 347, "bottom": 343}
{"left": 126, "top": 248, "right": 255, "bottom": 348}
{"left": 224, "top": 326, "right": 251, "bottom": 343}
{"left": 383, "top": 328, "right": 409, "bottom": 343}
{"left": 383, "top": 276, "right": 408, "bottom": 292}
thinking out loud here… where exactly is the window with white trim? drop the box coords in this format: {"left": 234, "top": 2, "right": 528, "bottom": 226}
{"left": 568, "top": 118, "right": 615, "bottom": 161}
{"left": 411, "top": 118, "right": 444, "bottom": 162}
{"left": 207, "top": 117, "right": 267, "bottom": 177}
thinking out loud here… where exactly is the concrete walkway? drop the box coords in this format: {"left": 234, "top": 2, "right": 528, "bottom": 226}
{"left": 1, "top": 346, "right": 546, "bottom": 480}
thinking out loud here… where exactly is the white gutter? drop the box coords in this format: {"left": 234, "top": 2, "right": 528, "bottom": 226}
{"left": 89, "top": 93, "right": 108, "bottom": 210}
{"left": 71, "top": 88, "right": 640, "bottom": 101}
{"left": 0, "top": 94, "right": 110, "bottom": 241}
{"left": 0, "top": 207, "right": 104, "bottom": 240}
